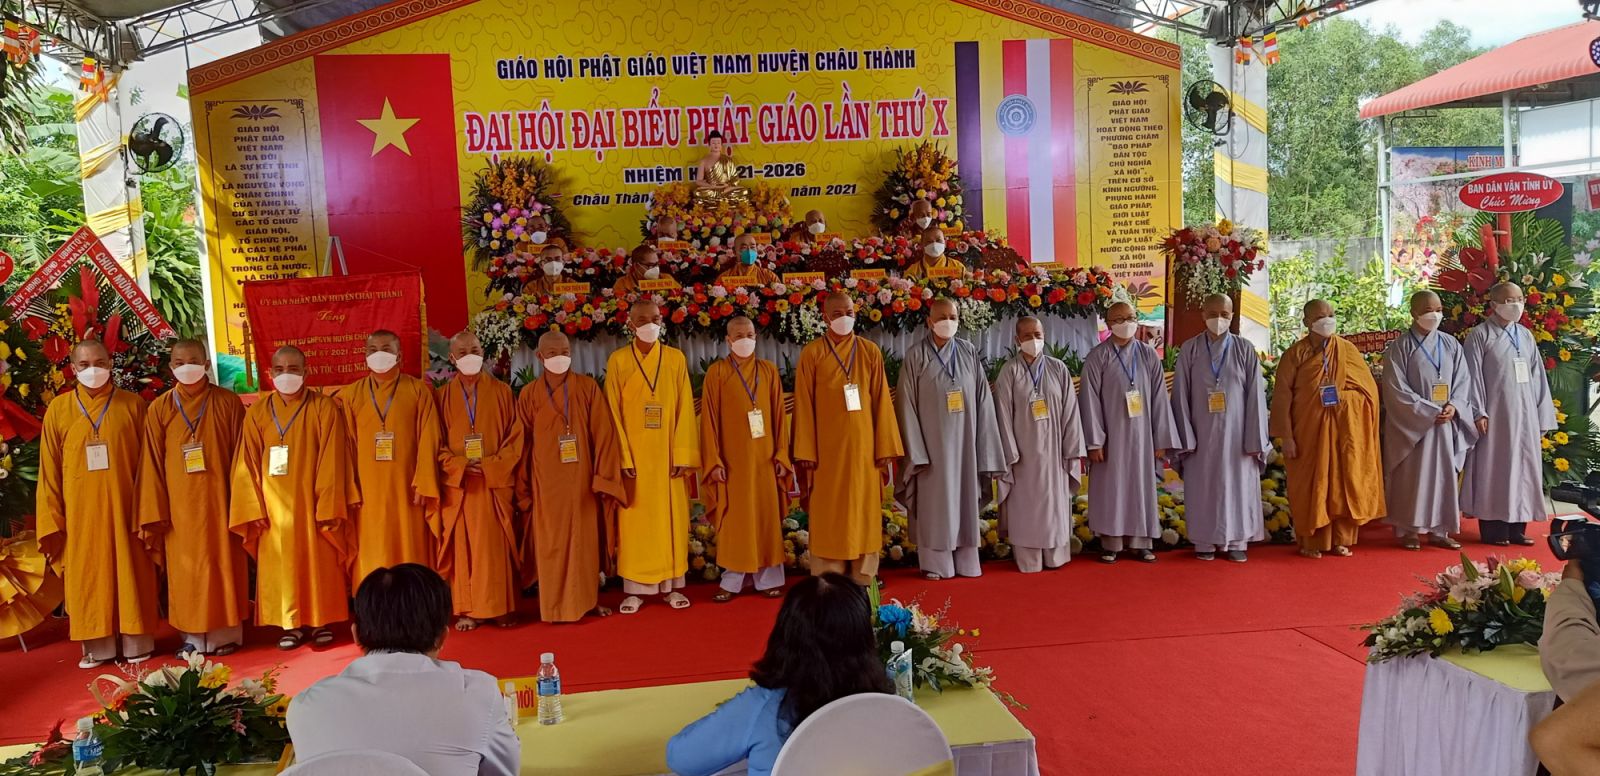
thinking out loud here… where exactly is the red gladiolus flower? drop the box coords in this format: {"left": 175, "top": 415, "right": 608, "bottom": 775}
{"left": 1076, "top": 291, "right": 1096, "bottom": 305}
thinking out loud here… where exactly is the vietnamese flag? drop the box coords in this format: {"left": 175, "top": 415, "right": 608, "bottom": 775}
{"left": 314, "top": 53, "right": 466, "bottom": 334}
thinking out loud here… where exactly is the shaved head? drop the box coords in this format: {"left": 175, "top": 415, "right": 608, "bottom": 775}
{"left": 273, "top": 345, "right": 305, "bottom": 364}
{"left": 1410, "top": 290, "right": 1441, "bottom": 315}
{"left": 929, "top": 297, "right": 958, "bottom": 316}
{"left": 448, "top": 330, "right": 482, "bottom": 361}
{"left": 629, "top": 300, "right": 662, "bottom": 326}
{"left": 1302, "top": 299, "right": 1331, "bottom": 319}
{"left": 72, "top": 339, "right": 109, "bottom": 362}
{"left": 1106, "top": 302, "right": 1135, "bottom": 323}
{"left": 1015, "top": 316, "right": 1043, "bottom": 345}
{"left": 536, "top": 330, "right": 570, "bottom": 359}
{"left": 727, "top": 315, "right": 755, "bottom": 336}
{"left": 1490, "top": 281, "right": 1524, "bottom": 303}
{"left": 171, "top": 338, "right": 207, "bottom": 359}
{"left": 822, "top": 291, "right": 855, "bottom": 320}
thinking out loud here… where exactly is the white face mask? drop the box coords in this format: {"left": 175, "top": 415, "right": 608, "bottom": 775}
{"left": 366, "top": 351, "right": 399, "bottom": 374}
{"left": 273, "top": 373, "right": 304, "bottom": 395}
{"left": 642, "top": 266, "right": 661, "bottom": 280}
{"left": 914, "top": 216, "right": 932, "bottom": 229}
{"left": 932, "top": 319, "right": 960, "bottom": 339}
{"left": 1311, "top": 316, "right": 1338, "bottom": 337}
{"left": 75, "top": 366, "right": 110, "bottom": 390}
{"left": 1019, "top": 339, "right": 1045, "bottom": 357}
{"left": 529, "top": 231, "right": 548, "bottom": 244}
{"left": 635, "top": 323, "right": 662, "bottom": 343}
{"left": 454, "top": 354, "right": 484, "bottom": 376}
{"left": 807, "top": 221, "right": 827, "bottom": 235}
{"left": 542, "top": 355, "right": 571, "bottom": 375}
{"left": 829, "top": 316, "right": 856, "bottom": 336}
{"left": 541, "top": 260, "right": 564, "bottom": 277}
{"left": 924, "top": 243, "right": 946, "bottom": 259}
{"left": 172, "top": 364, "right": 208, "bottom": 385}
{"left": 1496, "top": 301, "right": 1525, "bottom": 323}
{"left": 730, "top": 338, "right": 757, "bottom": 358}
{"left": 1206, "top": 317, "right": 1231, "bottom": 336}
{"left": 1111, "top": 321, "right": 1139, "bottom": 341}
{"left": 1414, "top": 311, "right": 1443, "bottom": 332}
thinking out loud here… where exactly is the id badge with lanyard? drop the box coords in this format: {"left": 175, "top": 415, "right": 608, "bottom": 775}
{"left": 546, "top": 376, "right": 581, "bottom": 464}
{"left": 369, "top": 376, "right": 400, "bottom": 462}
{"left": 731, "top": 355, "right": 767, "bottom": 439}
{"left": 267, "top": 391, "right": 309, "bottom": 477}
{"left": 174, "top": 388, "right": 211, "bottom": 474}
{"left": 76, "top": 388, "right": 113, "bottom": 472}
{"left": 459, "top": 379, "right": 485, "bottom": 462}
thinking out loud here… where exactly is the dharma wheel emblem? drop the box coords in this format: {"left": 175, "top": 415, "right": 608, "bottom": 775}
{"left": 995, "top": 94, "right": 1035, "bottom": 136}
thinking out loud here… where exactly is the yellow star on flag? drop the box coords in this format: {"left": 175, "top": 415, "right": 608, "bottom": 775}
{"left": 357, "top": 98, "right": 419, "bottom": 156}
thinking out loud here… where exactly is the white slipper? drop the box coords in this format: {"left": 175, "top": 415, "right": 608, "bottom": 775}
{"left": 619, "top": 595, "right": 643, "bottom": 615}
{"left": 666, "top": 592, "right": 691, "bottom": 610}
{"left": 78, "top": 655, "right": 107, "bottom": 670}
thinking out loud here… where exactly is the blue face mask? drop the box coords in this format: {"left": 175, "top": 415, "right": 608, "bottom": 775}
{"left": 739, "top": 248, "right": 758, "bottom": 265}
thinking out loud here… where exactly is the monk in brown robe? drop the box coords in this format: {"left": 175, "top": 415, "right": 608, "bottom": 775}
{"left": 717, "top": 233, "right": 780, "bottom": 287}
{"left": 232, "top": 345, "right": 353, "bottom": 649}
{"left": 701, "top": 316, "right": 790, "bottom": 601}
{"left": 139, "top": 338, "right": 247, "bottom": 657}
{"left": 793, "top": 292, "right": 904, "bottom": 585}
{"left": 337, "top": 329, "right": 443, "bottom": 584}
{"left": 612, "top": 244, "right": 674, "bottom": 297}
{"left": 38, "top": 339, "right": 157, "bottom": 667}
{"left": 435, "top": 331, "right": 525, "bottom": 629}
{"left": 1269, "top": 299, "right": 1385, "bottom": 558}
{"left": 902, "top": 226, "right": 968, "bottom": 280}
{"left": 516, "top": 331, "right": 625, "bottom": 622}
{"left": 523, "top": 244, "right": 573, "bottom": 298}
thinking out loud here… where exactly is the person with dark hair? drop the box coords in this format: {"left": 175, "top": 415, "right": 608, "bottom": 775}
{"left": 665, "top": 573, "right": 893, "bottom": 776}
{"left": 287, "top": 564, "right": 521, "bottom": 776}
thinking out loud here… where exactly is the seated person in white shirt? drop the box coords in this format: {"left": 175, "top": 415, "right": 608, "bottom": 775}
{"left": 287, "top": 564, "right": 521, "bottom": 776}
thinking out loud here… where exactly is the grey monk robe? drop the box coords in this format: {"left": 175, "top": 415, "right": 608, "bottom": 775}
{"left": 1381, "top": 329, "right": 1479, "bottom": 537}
{"left": 994, "top": 354, "right": 1084, "bottom": 571}
{"left": 1080, "top": 338, "right": 1179, "bottom": 551}
{"left": 897, "top": 334, "right": 1005, "bottom": 579}
{"left": 1461, "top": 319, "right": 1557, "bottom": 530}
{"left": 1170, "top": 331, "right": 1268, "bottom": 553}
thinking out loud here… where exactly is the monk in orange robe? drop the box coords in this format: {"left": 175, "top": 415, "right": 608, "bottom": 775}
{"left": 1269, "top": 299, "right": 1386, "bottom": 558}
{"left": 435, "top": 331, "right": 525, "bottom": 629}
{"left": 38, "top": 340, "right": 158, "bottom": 668}
{"left": 701, "top": 316, "right": 790, "bottom": 601}
{"left": 716, "top": 233, "right": 780, "bottom": 287}
{"left": 138, "top": 338, "right": 247, "bottom": 657}
{"left": 337, "top": 329, "right": 443, "bottom": 584}
{"left": 516, "top": 330, "right": 625, "bottom": 622}
{"left": 793, "top": 292, "right": 904, "bottom": 585}
{"left": 902, "top": 226, "right": 968, "bottom": 280}
{"left": 612, "top": 244, "right": 675, "bottom": 297}
{"left": 523, "top": 244, "right": 575, "bottom": 297}
{"left": 231, "top": 345, "right": 353, "bottom": 649}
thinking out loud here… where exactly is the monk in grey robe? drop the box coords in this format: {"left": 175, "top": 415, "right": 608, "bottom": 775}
{"left": 897, "top": 298, "right": 1006, "bottom": 580}
{"left": 995, "top": 316, "right": 1084, "bottom": 572}
{"left": 1381, "top": 291, "right": 1478, "bottom": 549}
{"left": 1170, "top": 294, "right": 1268, "bottom": 563}
{"left": 1462, "top": 281, "right": 1557, "bottom": 546}
{"left": 1081, "top": 301, "right": 1179, "bottom": 563}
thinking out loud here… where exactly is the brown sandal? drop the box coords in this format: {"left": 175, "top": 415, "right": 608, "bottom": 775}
{"left": 713, "top": 591, "right": 734, "bottom": 603}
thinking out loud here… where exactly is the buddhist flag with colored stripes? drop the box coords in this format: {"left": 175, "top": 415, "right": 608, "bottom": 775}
{"left": 954, "top": 39, "right": 1077, "bottom": 266}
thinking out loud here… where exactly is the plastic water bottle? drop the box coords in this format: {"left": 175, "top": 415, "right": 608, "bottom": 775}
{"left": 537, "top": 652, "right": 563, "bottom": 725}
{"left": 887, "top": 641, "right": 915, "bottom": 702}
{"left": 72, "top": 717, "right": 105, "bottom": 776}
{"left": 502, "top": 681, "right": 519, "bottom": 725}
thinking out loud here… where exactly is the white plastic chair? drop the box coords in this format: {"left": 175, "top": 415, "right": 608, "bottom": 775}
{"left": 279, "top": 749, "right": 430, "bottom": 776}
{"left": 770, "top": 693, "right": 954, "bottom": 776}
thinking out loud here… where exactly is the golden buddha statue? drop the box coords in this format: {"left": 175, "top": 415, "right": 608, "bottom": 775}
{"left": 693, "top": 130, "right": 750, "bottom": 204}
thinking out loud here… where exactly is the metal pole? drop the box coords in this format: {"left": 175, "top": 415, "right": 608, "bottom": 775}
{"left": 1503, "top": 92, "right": 1515, "bottom": 165}
{"left": 1379, "top": 116, "right": 1392, "bottom": 285}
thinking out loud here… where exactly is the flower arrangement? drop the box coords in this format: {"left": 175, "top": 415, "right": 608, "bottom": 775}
{"left": 867, "top": 582, "right": 1013, "bottom": 705}
{"left": 4, "top": 653, "right": 290, "bottom": 775}
{"left": 1361, "top": 554, "right": 1559, "bottom": 662}
{"left": 1163, "top": 220, "right": 1265, "bottom": 305}
{"left": 872, "top": 141, "right": 966, "bottom": 235}
{"left": 463, "top": 156, "right": 569, "bottom": 272}
{"left": 643, "top": 181, "right": 792, "bottom": 248}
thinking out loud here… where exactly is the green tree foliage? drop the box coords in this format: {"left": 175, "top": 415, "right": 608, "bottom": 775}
{"left": 1178, "top": 19, "right": 1502, "bottom": 238}
{"left": 1268, "top": 248, "right": 1417, "bottom": 353}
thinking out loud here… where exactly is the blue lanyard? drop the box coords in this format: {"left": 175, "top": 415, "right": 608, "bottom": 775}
{"left": 542, "top": 376, "right": 570, "bottom": 431}
{"left": 930, "top": 339, "right": 958, "bottom": 381}
{"left": 730, "top": 356, "right": 760, "bottom": 405}
{"left": 1494, "top": 322, "right": 1524, "bottom": 357}
{"left": 1410, "top": 330, "right": 1444, "bottom": 380}
{"left": 458, "top": 379, "right": 479, "bottom": 432}
{"left": 826, "top": 335, "right": 858, "bottom": 382}
{"left": 1204, "top": 334, "right": 1232, "bottom": 387}
{"left": 1025, "top": 355, "right": 1046, "bottom": 396}
{"left": 1318, "top": 339, "right": 1334, "bottom": 384}
{"left": 1111, "top": 341, "right": 1138, "bottom": 387}
{"left": 173, "top": 389, "right": 209, "bottom": 440}
{"left": 75, "top": 388, "right": 112, "bottom": 439}
{"left": 368, "top": 377, "right": 398, "bottom": 430}
{"left": 267, "top": 393, "right": 309, "bottom": 443}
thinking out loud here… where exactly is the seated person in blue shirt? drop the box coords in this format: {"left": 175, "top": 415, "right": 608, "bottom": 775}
{"left": 666, "top": 573, "right": 894, "bottom": 776}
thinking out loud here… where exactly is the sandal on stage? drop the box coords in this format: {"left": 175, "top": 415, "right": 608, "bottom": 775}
{"left": 1298, "top": 548, "right": 1322, "bottom": 559}
{"left": 1400, "top": 537, "right": 1422, "bottom": 551}
{"left": 124, "top": 652, "right": 153, "bottom": 665}
{"left": 1511, "top": 536, "right": 1537, "bottom": 546}
{"left": 1486, "top": 539, "right": 1511, "bottom": 547}
{"left": 493, "top": 614, "right": 520, "bottom": 628}
{"left": 455, "top": 617, "right": 480, "bottom": 631}
{"left": 712, "top": 591, "right": 735, "bottom": 603}
{"left": 666, "top": 592, "right": 692, "bottom": 610}
{"left": 1135, "top": 550, "right": 1156, "bottom": 563}
{"left": 78, "top": 655, "right": 108, "bottom": 670}
{"left": 310, "top": 628, "right": 335, "bottom": 647}
{"left": 763, "top": 588, "right": 784, "bottom": 598}
{"left": 1331, "top": 546, "right": 1353, "bottom": 557}
{"left": 210, "top": 643, "right": 240, "bottom": 657}
{"left": 1195, "top": 551, "right": 1216, "bottom": 561}
{"left": 923, "top": 572, "right": 943, "bottom": 581}
{"left": 619, "top": 596, "right": 644, "bottom": 615}
{"left": 1429, "top": 535, "right": 1462, "bottom": 550}
{"left": 278, "top": 629, "right": 305, "bottom": 650}
{"left": 1097, "top": 553, "right": 1118, "bottom": 564}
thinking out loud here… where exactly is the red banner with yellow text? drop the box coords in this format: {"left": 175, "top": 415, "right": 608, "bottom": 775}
{"left": 242, "top": 271, "right": 425, "bottom": 389}
{"left": 5, "top": 226, "right": 175, "bottom": 341}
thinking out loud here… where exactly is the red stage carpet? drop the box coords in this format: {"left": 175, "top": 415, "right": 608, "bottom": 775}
{"left": 0, "top": 518, "right": 1563, "bottom": 774}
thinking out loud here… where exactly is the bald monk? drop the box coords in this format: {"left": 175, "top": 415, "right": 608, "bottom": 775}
{"left": 717, "top": 233, "right": 780, "bottom": 286}
{"left": 793, "top": 291, "right": 904, "bottom": 585}
{"left": 523, "top": 243, "right": 573, "bottom": 298}
{"left": 787, "top": 209, "right": 829, "bottom": 243}
{"left": 612, "top": 244, "right": 674, "bottom": 297}
{"left": 337, "top": 330, "right": 443, "bottom": 584}
{"left": 516, "top": 331, "right": 625, "bottom": 622}
{"left": 605, "top": 301, "right": 700, "bottom": 613}
{"left": 902, "top": 226, "right": 968, "bottom": 280}
{"left": 902, "top": 198, "right": 935, "bottom": 236}
{"left": 435, "top": 332, "right": 525, "bottom": 630}
{"left": 1269, "top": 299, "right": 1385, "bottom": 558}
{"left": 38, "top": 339, "right": 157, "bottom": 667}
{"left": 232, "top": 345, "right": 352, "bottom": 649}
{"left": 139, "top": 339, "right": 247, "bottom": 657}
{"left": 701, "top": 317, "right": 790, "bottom": 601}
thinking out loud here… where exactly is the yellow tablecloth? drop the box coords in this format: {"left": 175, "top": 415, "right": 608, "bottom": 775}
{"left": 1439, "top": 644, "right": 1553, "bottom": 694}
{"left": 2, "top": 679, "right": 1031, "bottom": 776}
